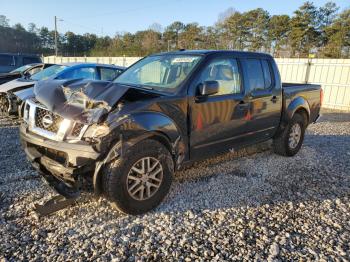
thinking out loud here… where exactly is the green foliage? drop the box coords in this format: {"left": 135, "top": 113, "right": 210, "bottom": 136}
{"left": 269, "top": 15, "right": 291, "bottom": 55}
{"left": 290, "top": 1, "right": 320, "bottom": 56}
{"left": 0, "top": 15, "right": 9, "bottom": 27}
{"left": 0, "top": 2, "right": 349, "bottom": 58}
{"left": 0, "top": 24, "right": 41, "bottom": 53}
{"left": 322, "top": 9, "right": 350, "bottom": 58}
{"left": 219, "top": 11, "right": 249, "bottom": 50}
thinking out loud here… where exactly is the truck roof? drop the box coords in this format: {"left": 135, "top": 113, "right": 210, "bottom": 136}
{"left": 57, "top": 62, "right": 125, "bottom": 70}
{"left": 152, "top": 49, "right": 273, "bottom": 58}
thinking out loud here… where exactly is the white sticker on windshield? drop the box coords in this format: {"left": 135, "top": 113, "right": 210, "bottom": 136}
{"left": 172, "top": 57, "right": 197, "bottom": 63}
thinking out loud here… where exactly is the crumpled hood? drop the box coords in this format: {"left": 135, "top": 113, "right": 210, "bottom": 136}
{"left": 13, "top": 87, "right": 35, "bottom": 101}
{"left": 0, "top": 78, "right": 35, "bottom": 93}
{"left": 34, "top": 79, "right": 131, "bottom": 124}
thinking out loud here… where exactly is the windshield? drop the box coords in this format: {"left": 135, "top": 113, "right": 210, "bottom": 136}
{"left": 30, "top": 65, "right": 67, "bottom": 81}
{"left": 114, "top": 54, "right": 202, "bottom": 93}
{"left": 10, "top": 64, "right": 33, "bottom": 73}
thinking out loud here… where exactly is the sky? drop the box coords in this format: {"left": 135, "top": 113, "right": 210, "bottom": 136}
{"left": 2, "top": 0, "right": 349, "bottom": 36}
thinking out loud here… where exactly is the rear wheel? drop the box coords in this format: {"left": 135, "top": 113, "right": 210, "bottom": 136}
{"left": 102, "top": 139, "right": 173, "bottom": 215}
{"left": 273, "top": 113, "right": 306, "bottom": 156}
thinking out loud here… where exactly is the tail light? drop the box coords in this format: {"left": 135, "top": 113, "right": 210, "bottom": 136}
{"left": 320, "top": 88, "right": 324, "bottom": 107}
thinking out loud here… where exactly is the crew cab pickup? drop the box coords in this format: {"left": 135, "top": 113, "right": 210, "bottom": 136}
{"left": 20, "top": 50, "right": 322, "bottom": 215}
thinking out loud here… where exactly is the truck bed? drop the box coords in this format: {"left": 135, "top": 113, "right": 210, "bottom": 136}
{"left": 282, "top": 82, "right": 320, "bottom": 89}
{"left": 282, "top": 82, "right": 322, "bottom": 123}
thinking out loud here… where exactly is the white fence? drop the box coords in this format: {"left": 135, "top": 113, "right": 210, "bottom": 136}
{"left": 275, "top": 58, "right": 350, "bottom": 111}
{"left": 44, "top": 56, "right": 350, "bottom": 111}
{"left": 43, "top": 56, "right": 142, "bottom": 67}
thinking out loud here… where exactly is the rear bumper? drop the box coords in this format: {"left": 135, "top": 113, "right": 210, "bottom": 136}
{"left": 20, "top": 123, "right": 100, "bottom": 188}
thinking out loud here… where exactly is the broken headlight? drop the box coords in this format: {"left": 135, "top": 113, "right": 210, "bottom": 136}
{"left": 83, "top": 124, "right": 110, "bottom": 139}
{"left": 23, "top": 102, "right": 30, "bottom": 122}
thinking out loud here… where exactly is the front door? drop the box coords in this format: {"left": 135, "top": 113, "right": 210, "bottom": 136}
{"left": 189, "top": 56, "right": 250, "bottom": 160}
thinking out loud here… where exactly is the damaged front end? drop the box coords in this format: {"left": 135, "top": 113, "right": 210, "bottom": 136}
{"left": 20, "top": 79, "right": 172, "bottom": 198}
{"left": 33, "top": 78, "right": 130, "bottom": 124}
{"left": 20, "top": 79, "right": 127, "bottom": 196}
{"left": 20, "top": 78, "right": 188, "bottom": 213}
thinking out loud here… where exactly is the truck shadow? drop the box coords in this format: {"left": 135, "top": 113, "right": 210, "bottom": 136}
{"left": 157, "top": 132, "right": 350, "bottom": 214}
{"left": 319, "top": 109, "right": 350, "bottom": 122}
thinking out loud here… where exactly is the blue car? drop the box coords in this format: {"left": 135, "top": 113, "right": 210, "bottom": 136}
{"left": 0, "top": 63, "right": 125, "bottom": 116}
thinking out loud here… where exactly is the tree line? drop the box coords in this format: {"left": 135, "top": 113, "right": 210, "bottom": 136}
{"left": 0, "top": 1, "right": 349, "bottom": 58}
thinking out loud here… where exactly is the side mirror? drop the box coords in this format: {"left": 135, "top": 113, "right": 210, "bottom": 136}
{"left": 198, "top": 80, "right": 219, "bottom": 96}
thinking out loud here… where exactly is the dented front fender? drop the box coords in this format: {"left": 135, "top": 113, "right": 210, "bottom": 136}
{"left": 92, "top": 112, "right": 186, "bottom": 195}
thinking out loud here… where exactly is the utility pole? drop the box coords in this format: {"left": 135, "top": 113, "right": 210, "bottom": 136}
{"left": 54, "top": 16, "right": 58, "bottom": 57}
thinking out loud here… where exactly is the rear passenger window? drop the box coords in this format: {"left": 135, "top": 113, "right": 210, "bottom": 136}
{"left": 246, "top": 59, "right": 265, "bottom": 91}
{"left": 261, "top": 60, "right": 272, "bottom": 88}
{"left": 0, "top": 55, "right": 15, "bottom": 66}
{"left": 246, "top": 59, "right": 274, "bottom": 91}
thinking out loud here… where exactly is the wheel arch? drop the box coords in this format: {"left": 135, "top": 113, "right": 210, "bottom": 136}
{"left": 93, "top": 112, "right": 185, "bottom": 195}
{"left": 294, "top": 107, "right": 309, "bottom": 127}
{"left": 285, "top": 96, "right": 310, "bottom": 125}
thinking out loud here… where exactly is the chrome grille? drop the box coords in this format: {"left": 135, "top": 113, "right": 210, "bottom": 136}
{"left": 35, "top": 107, "right": 63, "bottom": 133}
{"left": 71, "top": 122, "right": 84, "bottom": 137}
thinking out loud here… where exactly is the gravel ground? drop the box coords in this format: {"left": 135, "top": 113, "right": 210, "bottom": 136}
{"left": 0, "top": 109, "right": 350, "bottom": 261}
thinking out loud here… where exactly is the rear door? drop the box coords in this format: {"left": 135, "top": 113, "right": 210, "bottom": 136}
{"left": 242, "top": 58, "right": 282, "bottom": 140}
{"left": 189, "top": 55, "right": 250, "bottom": 160}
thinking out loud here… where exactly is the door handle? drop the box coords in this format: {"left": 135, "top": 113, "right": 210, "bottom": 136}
{"left": 271, "top": 96, "right": 278, "bottom": 103}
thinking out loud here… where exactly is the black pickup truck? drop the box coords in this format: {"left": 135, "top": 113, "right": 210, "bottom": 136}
{"left": 20, "top": 50, "right": 322, "bottom": 214}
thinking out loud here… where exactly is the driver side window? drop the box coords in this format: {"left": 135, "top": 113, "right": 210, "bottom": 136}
{"left": 197, "top": 58, "right": 241, "bottom": 96}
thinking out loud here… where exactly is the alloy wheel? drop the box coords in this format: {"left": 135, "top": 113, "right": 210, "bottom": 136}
{"left": 289, "top": 123, "right": 301, "bottom": 149}
{"left": 126, "top": 157, "right": 163, "bottom": 201}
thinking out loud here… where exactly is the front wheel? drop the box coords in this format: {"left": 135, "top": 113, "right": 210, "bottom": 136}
{"left": 273, "top": 113, "right": 306, "bottom": 156}
{"left": 102, "top": 139, "right": 174, "bottom": 215}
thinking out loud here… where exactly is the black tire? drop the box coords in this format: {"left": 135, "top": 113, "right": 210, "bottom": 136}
{"left": 102, "top": 139, "right": 174, "bottom": 215}
{"left": 273, "top": 113, "right": 306, "bottom": 156}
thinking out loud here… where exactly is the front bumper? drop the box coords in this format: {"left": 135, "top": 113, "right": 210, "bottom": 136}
{"left": 20, "top": 123, "right": 100, "bottom": 187}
